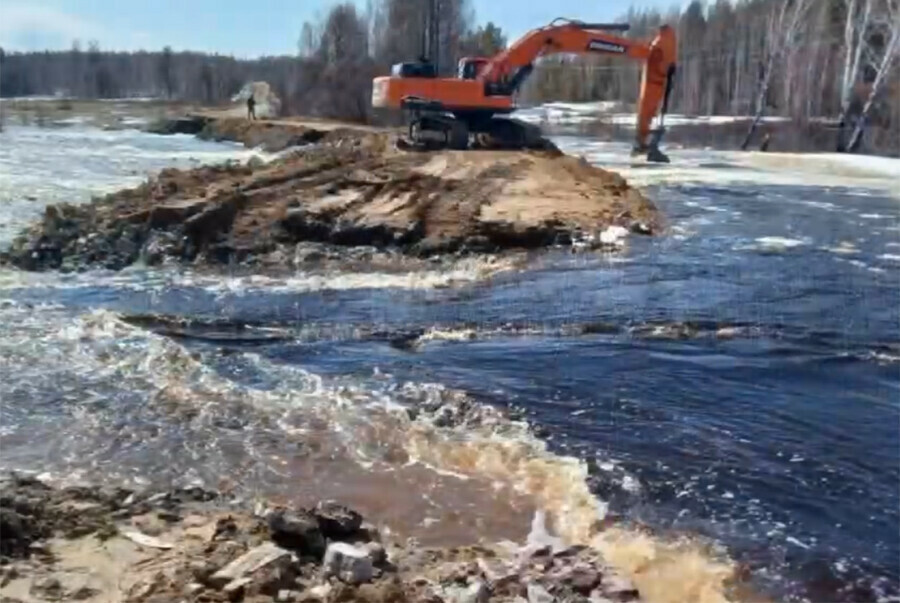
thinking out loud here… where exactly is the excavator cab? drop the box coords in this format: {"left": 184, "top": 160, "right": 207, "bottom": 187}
{"left": 457, "top": 57, "right": 489, "bottom": 80}
{"left": 391, "top": 59, "right": 437, "bottom": 79}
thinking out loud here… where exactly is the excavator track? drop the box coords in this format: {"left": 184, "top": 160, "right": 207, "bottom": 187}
{"left": 399, "top": 97, "right": 553, "bottom": 152}
{"left": 399, "top": 98, "right": 470, "bottom": 151}
{"left": 398, "top": 97, "right": 667, "bottom": 160}
{"left": 474, "top": 117, "right": 547, "bottom": 150}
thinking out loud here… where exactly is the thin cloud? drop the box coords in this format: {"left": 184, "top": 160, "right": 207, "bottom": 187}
{"left": 0, "top": 3, "right": 101, "bottom": 50}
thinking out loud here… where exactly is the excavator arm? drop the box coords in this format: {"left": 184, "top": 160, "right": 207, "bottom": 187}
{"left": 479, "top": 20, "right": 677, "bottom": 152}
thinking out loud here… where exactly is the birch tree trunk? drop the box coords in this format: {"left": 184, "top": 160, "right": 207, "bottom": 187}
{"left": 837, "top": 0, "right": 873, "bottom": 150}
{"left": 845, "top": 2, "right": 900, "bottom": 151}
{"left": 741, "top": 59, "right": 775, "bottom": 150}
{"left": 742, "top": 0, "right": 810, "bottom": 150}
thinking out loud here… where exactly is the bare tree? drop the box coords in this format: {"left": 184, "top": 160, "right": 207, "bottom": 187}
{"left": 741, "top": 0, "right": 812, "bottom": 150}
{"left": 299, "top": 22, "right": 318, "bottom": 58}
{"left": 459, "top": 22, "right": 506, "bottom": 57}
{"left": 158, "top": 46, "right": 174, "bottom": 98}
{"left": 839, "top": 0, "right": 900, "bottom": 151}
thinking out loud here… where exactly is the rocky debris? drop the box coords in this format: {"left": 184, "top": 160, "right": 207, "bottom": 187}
{"left": 0, "top": 474, "right": 122, "bottom": 558}
{"left": 385, "top": 541, "right": 644, "bottom": 603}
{"left": 2, "top": 120, "right": 659, "bottom": 273}
{"left": 0, "top": 475, "right": 650, "bottom": 603}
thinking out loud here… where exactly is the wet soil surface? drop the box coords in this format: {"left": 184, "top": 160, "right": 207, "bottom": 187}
{"left": 1, "top": 121, "right": 658, "bottom": 273}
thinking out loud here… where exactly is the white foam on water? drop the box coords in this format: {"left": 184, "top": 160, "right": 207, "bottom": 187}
{"left": 801, "top": 200, "right": 839, "bottom": 211}
{"left": 750, "top": 236, "right": 810, "bottom": 252}
{"left": 416, "top": 327, "right": 479, "bottom": 343}
{"left": 621, "top": 474, "right": 642, "bottom": 494}
{"left": 0, "top": 125, "right": 276, "bottom": 248}
{"left": 0, "top": 255, "right": 517, "bottom": 295}
{"left": 187, "top": 259, "right": 514, "bottom": 294}
{"left": 823, "top": 241, "right": 861, "bottom": 255}
{"left": 0, "top": 306, "right": 738, "bottom": 602}
{"left": 877, "top": 254, "right": 900, "bottom": 262}
{"left": 785, "top": 536, "right": 811, "bottom": 550}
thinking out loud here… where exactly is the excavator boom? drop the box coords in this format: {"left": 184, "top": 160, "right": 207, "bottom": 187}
{"left": 372, "top": 19, "right": 677, "bottom": 161}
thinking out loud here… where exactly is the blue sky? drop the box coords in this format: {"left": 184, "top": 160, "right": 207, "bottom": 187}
{"left": 0, "top": 0, "right": 680, "bottom": 57}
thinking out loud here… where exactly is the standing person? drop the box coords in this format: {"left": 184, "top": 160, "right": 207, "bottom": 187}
{"left": 247, "top": 95, "right": 256, "bottom": 121}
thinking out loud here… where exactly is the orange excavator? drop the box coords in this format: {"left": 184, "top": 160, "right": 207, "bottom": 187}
{"left": 371, "top": 19, "right": 677, "bottom": 162}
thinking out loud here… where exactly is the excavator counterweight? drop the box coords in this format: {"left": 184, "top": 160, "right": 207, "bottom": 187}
{"left": 372, "top": 19, "right": 677, "bottom": 162}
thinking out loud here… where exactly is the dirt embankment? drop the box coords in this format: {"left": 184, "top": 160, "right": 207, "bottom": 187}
{"left": 0, "top": 474, "right": 645, "bottom": 603}
{"left": 2, "top": 119, "right": 660, "bottom": 272}
{"left": 147, "top": 115, "right": 383, "bottom": 153}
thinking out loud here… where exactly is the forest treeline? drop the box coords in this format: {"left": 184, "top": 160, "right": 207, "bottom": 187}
{"left": 0, "top": 0, "right": 504, "bottom": 122}
{"left": 523, "top": 0, "right": 899, "bottom": 152}
{"left": 1, "top": 0, "right": 897, "bottom": 148}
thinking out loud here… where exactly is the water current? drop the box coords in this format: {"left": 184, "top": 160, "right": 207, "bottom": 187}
{"left": 0, "top": 123, "right": 898, "bottom": 602}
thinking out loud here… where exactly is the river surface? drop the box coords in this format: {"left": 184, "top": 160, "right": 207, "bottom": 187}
{"left": 1, "top": 123, "right": 898, "bottom": 603}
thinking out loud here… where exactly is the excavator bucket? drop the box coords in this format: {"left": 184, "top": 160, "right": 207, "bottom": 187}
{"left": 631, "top": 128, "right": 670, "bottom": 163}
{"left": 645, "top": 128, "right": 670, "bottom": 163}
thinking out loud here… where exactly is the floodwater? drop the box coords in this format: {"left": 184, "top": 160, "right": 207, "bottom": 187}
{"left": 1, "top": 122, "right": 898, "bottom": 603}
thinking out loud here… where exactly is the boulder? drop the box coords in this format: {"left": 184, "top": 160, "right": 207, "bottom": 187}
{"left": 140, "top": 231, "right": 182, "bottom": 265}
{"left": 223, "top": 576, "right": 252, "bottom": 600}
{"left": 314, "top": 501, "right": 363, "bottom": 539}
{"left": 599, "top": 572, "right": 639, "bottom": 601}
{"left": 322, "top": 542, "right": 376, "bottom": 584}
{"left": 277, "top": 589, "right": 301, "bottom": 602}
{"left": 208, "top": 542, "right": 295, "bottom": 589}
{"left": 526, "top": 583, "right": 555, "bottom": 603}
{"left": 629, "top": 221, "right": 653, "bottom": 235}
{"left": 443, "top": 580, "right": 490, "bottom": 603}
{"left": 362, "top": 542, "right": 388, "bottom": 566}
{"left": 268, "top": 509, "right": 326, "bottom": 558}
{"left": 568, "top": 567, "right": 602, "bottom": 596}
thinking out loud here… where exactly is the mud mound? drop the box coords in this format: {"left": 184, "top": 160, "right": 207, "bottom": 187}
{"left": 2, "top": 128, "right": 659, "bottom": 272}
